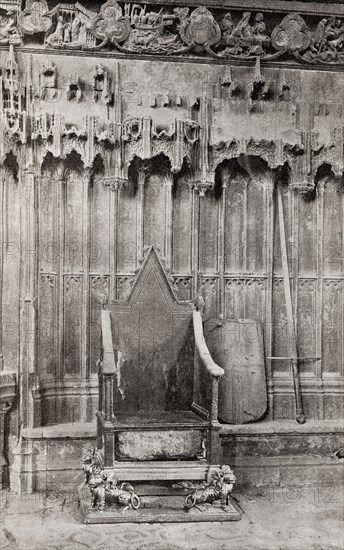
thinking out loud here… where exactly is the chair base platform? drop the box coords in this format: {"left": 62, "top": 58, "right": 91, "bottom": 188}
{"left": 78, "top": 483, "right": 242, "bottom": 524}
{"left": 103, "top": 461, "right": 219, "bottom": 481}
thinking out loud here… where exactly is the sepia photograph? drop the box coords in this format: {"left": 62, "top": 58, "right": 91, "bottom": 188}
{"left": 0, "top": 0, "right": 343, "bottom": 549}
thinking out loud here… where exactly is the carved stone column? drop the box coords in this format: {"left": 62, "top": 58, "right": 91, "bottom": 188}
{"left": 265, "top": 176, "right": 275, "bottom": 420}
{"left": 19, "top": 164, "right": 37, "bottom": 430}
{"left": 164, "top": 173, "right": 173, "bottom": 267}
{"left": 0, "top": 164, "right": 4, "bottom": 374}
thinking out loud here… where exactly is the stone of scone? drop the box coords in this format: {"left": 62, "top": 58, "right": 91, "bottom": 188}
{"left": 116, "top": 430, "right": 203, "bottom": 461}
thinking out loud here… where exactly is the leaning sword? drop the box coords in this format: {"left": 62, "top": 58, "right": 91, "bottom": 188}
{"left": 276, "top": 184, "right": 306, "bottom": 424}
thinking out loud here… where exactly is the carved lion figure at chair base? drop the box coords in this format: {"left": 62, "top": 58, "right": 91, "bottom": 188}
{"left": 184, "top": 465, "right": 236, "bottom": 511}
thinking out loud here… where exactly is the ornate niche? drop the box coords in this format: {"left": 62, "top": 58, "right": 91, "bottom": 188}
{"left": 39, "top": 60, "right": 58, "bottom": 100}
{"left": 0, "top": 46, "right": 27, "bottom": 159}
{"left": 93, "top": 64, "right": 111, "bottom": 104}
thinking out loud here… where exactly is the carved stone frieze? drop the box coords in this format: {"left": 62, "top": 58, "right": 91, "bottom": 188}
{"left": 5, "top": 1, "right": 342, "bottom": 66}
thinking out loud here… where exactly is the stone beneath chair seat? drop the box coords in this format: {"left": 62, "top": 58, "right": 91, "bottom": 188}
{"left": 116, "top": 430, "right": 204, "bottom": 461}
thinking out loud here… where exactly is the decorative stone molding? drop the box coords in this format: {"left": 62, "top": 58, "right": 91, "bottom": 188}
{"left": 192, "top": 177, "right": 215, "bottom": 197}
{"left": 102, "top": 176, "right": 127, "bottom": 191}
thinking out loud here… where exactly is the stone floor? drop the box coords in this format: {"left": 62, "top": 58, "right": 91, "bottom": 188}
{"left": 0, "top": 485, "right": 343, "bottom": 550}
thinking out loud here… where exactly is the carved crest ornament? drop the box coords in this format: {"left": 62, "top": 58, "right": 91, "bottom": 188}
{"left": 0, "top": 1, "right": 341, "bottom": 65}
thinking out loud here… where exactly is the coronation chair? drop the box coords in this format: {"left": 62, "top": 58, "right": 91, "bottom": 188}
{"left": 96, "top": 246, "right": 224, "bottom": 482}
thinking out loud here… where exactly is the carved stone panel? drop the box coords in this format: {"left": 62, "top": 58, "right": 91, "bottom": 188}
{"left": 297, "top": 193, "right": 317, "bottom": 276}
{"left": 39, "top": 275, "right": 58, "bottom": 379}
{"left": 225, "top": 279, "right": 245, "bottom": 319}
{"left": 117, "top": 276, "right": 134, "bottom": 302}
{"left": 90, "top": 276, "right": 109, "bottom": 374}
{"left": 143, "top": 173, "right": 167, "bottom": 254}
{"left": 297, "top": 280, "right": 317, "bottom": 375}
{"left": 64, "top": 170, "right": 84, "bottom": 273}
{"left": 246, "top": 179, "right": 266, "bottom": 274}
{"left": 224, "top": 174, "right": 246, "bottom": 274}
{"left": 117, "top": 179, "right": 137, "bottom": 274}
{"left": 322, "top": 280, "right": 343, "bottom": 375}
{"left": 199, "top": 186, "right": 219, "bottom": 274}
{"left": 90, "top": 178, "right": 111, "bottom": 273}
{"left": 200, "top": 277, "right": 219, "bottom": 319}
{"left": 39, "top": 173, "right": 59, "bottom": 273}
{"left": 174, "top": 276, "right": 192, "bottom": 301}
{"left": 273, "top": 184, "right": 293, "bottom": 276}
{"left": 323, "top": 178, "right": 343, "bottom": 277}
{"left": 172, "top": 175, "right": 192, "bottom": 274}
{"left": 63, "top": 276, "right": 83, "bottom": 377}
{"left": 245, "top": 279, "right": 266, "bottom": 324}
{"left": 272, "top": 279, "right": 291, "bottom": 376}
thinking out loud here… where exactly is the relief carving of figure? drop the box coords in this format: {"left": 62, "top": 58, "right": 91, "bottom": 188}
{"left": 122, "top": 4, "right": 184, "bottom": 53}
{"left": 45, "top": 5, "right": 95, "bottom": 49}
{"left": 93, "top": 64, "right": 111, "bottom": 103}
{"left": 219, "top": 12, "right": 270, "bottom": 57}
{"left": 303, "top": 16, "right": 344, "bottom": 62}
{"left": 45, "top": 15, "right": 64, "bottom": 45}
{"left": 0, "top": 10, "right": 21, "bottom": 44}
{"left": 71, "top": 15, "right": 81, "bottom": 43}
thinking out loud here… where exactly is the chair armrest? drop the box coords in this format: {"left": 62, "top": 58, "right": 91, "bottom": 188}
{"left": 193, "top": 310, "right": 224, "bottom": 379}
{"left": 101, "top": 310, "right": 116, "bottom": 375}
